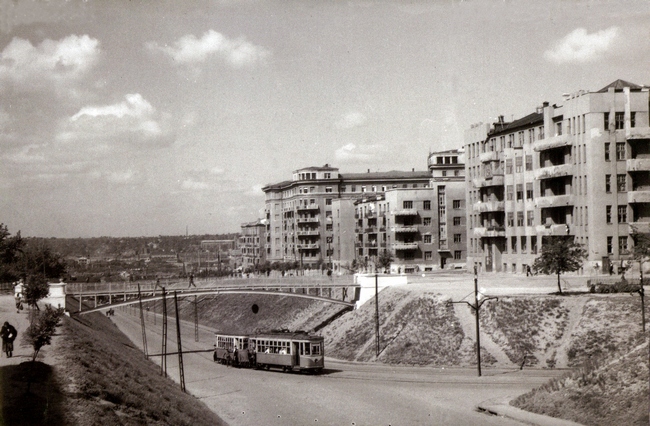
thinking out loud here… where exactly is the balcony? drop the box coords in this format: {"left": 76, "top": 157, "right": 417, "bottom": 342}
{"left": 365, "top": 241, "right": 378, "bottom": 248}
{"left": 392, "top": 209, "right": 418, "bottom": 216}
{"left": 296, "top": 230, "right": 319, "bottom": 237}
{"left": 626, "top": 158, "right": 650, "bottom": 172}
{"left": 296, "top": 217, "right": 319, "bottom": 223}
{"left": 296, "top": 243, "right": 320, "bottom": 250}
{"left": 472, "top": 200, "right": 505, "bottom": 213}
{"left": 629, "top": 222, "right": 650, "bottom": 233}
{"left": 473, "top": 227, "right": 486, "bottom": 237}
{"left": 534, "top": 134, "right": 570, "bottom": 152}
{"left": 480, "top": 150, "right": 500, "bottom": 162}
{"left": 365, "top": 227, "right": 377, "bottom": 233}
{"left": 472, "top": 175, "right": 504, "bottom": 188}
{"left": 393, "top": 226, "right": 419, "bottom": 233}
{"left": 393, "top": 242, "right": 418, "bottom": 250}
{"left": 627, "top": 190, "right": 650, "bottom": 204}
{"left": 626, "top": 126, "right": 650, "bottom": 140}
{"left": 534, "top": 164, "right": 573, "bottom": 180}
{"left": 296, "top": 203, "right": 319, "bottom": 211}
{"left": 535, "top": 194, "right": 575, "bottom": 208}
{"left": 535, "top": 224, "right": 571, "bottom": 236}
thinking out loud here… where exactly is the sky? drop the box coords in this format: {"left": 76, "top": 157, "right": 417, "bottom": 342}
{"left": 0, "top": 0, "right": 649, "bottom": 238}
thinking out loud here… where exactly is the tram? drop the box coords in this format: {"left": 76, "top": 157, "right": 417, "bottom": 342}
{"left": 213, "top": 330, "right": 324, "bottom": 373}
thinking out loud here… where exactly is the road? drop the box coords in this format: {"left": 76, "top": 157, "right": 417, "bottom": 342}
{"left": 111, "top": 305, "right": 565, "bottom": 426}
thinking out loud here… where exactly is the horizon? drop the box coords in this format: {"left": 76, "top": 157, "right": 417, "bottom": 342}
{"left": 1, "top": 1, "right": 648, "bottom": 238}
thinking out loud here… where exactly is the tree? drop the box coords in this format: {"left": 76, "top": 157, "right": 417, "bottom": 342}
{"left": 376, "top": 250, "right": 393, "bottom": 273}
{"left": 15, "top": 240, "right": 67, "bottom": 280}
{"left": 631, "top": 232, "right": 650, "bottom": 281}
{"left": 532, "top": 237, "right": 587, "bottom": 294}
{"left": 23, "top": 275, "right": 50, "bottom": 311}
{"left": 23, "top": 304, "right": 65, "bottom": 362}
{"left": 0, "top": 224, "right": 24, "bottom": 282}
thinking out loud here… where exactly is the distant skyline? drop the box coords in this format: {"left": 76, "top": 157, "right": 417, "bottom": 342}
{"left": 1, "top": 0, "right": 649, "bottom": 238}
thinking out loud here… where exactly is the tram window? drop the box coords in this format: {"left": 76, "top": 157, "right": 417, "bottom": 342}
{"left": 311, "top": 344, "right": 321, "bottom": 355}
{"left": 303, "top": 343, "right": 311, "bottom": 355}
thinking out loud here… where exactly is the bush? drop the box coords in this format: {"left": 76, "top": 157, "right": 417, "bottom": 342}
{"left": 23, "top": 305, "right": 65, "bottom": 361}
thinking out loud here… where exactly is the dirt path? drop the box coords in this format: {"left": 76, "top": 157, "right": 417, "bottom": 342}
{"left": 353, "top": 289, "right": 414, "bottom": 361}
{"left": 552, "top": 298, "right": 587, "bottom": 368}
{"left": 453, "top": 303, "right": 513, "bottom": 366}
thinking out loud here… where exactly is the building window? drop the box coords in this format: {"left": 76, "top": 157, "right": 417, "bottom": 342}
{"left": 423, "top": 217, "right": 432, "bottom": 226}
{"left": 615, "top": 112, "right": 625, "bottom": 130}
{"left": 439, "top": 206, "right": 446, "bottom": 219}
{"left": 525, "top": 155, "right": 533, "bottom": 171}
{"left": 325, "top": 198, "right": 332, "bottom": 205}
{"left": 506, "top": 159, "right": 513, "bottom": 174}
{"left": 424, "top": 235, "right": 432, "bottom": 244}
{"left": 521, "top": 236, "right": 527, "bottom": 253}
{"left": 517, "top": 131, "right": 524, "bottom": 147}
{"left": 403, "top": 200, "right": 413, "bottom": 209}
{"left": 454, "top": 251, "right": 462, "bottom": 260}
{"left": 631, "top": 112, "right": 636, "bottom": 128}
{"left": 604, "top": 143, "right": 610, "bottom": 161}
{"left": 516, "top": 184, "right": 523, "bottom": 201}
{"left": 618, "top": 205, "right": 627, "bottom": 223}
{"left": 517, "top": 211, "right": 524, "bottom": 227}
{"left": 361, "top": 186, "right": 366, "bottom": 192}
{"left": 515, "top": 156, "right": 523, "bottom": 172}
{"left": 351, "top": 185, "right": 356, "bottom": 192}
{"left": 617, "top": 174, "right": 626, "bottom": 192}
{"left": 606, "top": 206, "right": 612, "bottom": 224}
{"left": 424, "top": 251, "right": 432, "bottom": 260}
{"left": 423, "top": 200, "right": 431, "bottom": 210}
{"left": 507, "top": 212, "right": 514, "bottom": 227}
{"left": 453, "top": 200, "right": 461, "bottom": 209}
{"left": 619, "top": 236, "right": 628, "bottom": 253}
{"left": 511, "top": 236, "right": 517, "bottom": 253}
{"left": 507, "top": 185, "right": 514, "bottom": 201}
{"left": 605, "top": 174, "right": 611, "bottom": 193}
{"left": 324, "top": 172, "right": 331, "bottom": 179}
{"left": 604, "top": 112, "right": 610, "bottom": 131}
{"left": 607, "top": 236, "right": 613, "bottom": 254}
{"left": 616, "top": 142, "right": 626, "bottom": 161}
{"left": 538, "top": 126, "right": 545, "bottom": 140}
{"left": 527, "top": 210, "right": 534, "bottom": 226}
{"left": 453, "top": 217, "right": 461, "bottom": 226}
{"left": 454, "top": 234, "right": 461, "bottom": 243}
{"left": 528, "top": 129, "right": 535, "bottom": 143}
{"left": 526, "top": 182, "right": 533, "bottom": 199}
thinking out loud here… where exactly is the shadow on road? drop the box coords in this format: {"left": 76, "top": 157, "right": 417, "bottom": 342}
{"left": 0, "top": 361, "right": 65, "bottom": 425}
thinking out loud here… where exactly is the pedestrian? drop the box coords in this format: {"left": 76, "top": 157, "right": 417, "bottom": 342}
{"left": 188, "top": 272, "right": 195, "bottom": 288}
{"left": 1, "top": 321, "right": 17, "bottom": 358}
{"left": 526, "top": 265, "right": 532, "bottom": 277}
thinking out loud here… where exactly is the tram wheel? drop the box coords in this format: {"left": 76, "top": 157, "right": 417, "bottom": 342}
{"left": 265, "top": 365, "right": 270, "bottom": 371}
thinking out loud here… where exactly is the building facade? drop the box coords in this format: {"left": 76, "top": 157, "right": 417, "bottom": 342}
{"left": 352, "top": 149, "right": 467, "bottom": 273}
{"left": 262, "top": 165, "right": 432, "bottom": 269}
{"left": 238, "top": 220, "right": 267, "bottom": 271}
{"left": 466, "top": 79, "right": 650, "bottom": 273}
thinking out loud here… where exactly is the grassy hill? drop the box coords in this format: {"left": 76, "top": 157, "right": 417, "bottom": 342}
{"left": 54, "top": 312, "right": 226, "bottom": 425}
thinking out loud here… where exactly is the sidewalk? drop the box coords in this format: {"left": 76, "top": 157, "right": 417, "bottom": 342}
{"left": 476, "top": 396, "right": 584, "bottom": 426}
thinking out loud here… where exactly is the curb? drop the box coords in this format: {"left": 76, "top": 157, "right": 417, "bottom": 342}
{"left": 476, "top": 397, "right": 584, "bottom": 426}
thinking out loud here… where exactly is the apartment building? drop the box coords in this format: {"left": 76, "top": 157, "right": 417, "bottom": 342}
{"left": 466, "top": 79, "right": 650, "bottom": 274}
{"left": 238, "top": 220, "right": 267, "bottom": 271}
{"left": 262, "top": 165, "right": 431, "bottom": 268}
{"left": 352, "top": 149, "right": 466, "bottom": 273}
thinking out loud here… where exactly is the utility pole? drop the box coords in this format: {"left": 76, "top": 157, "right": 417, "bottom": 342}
{"left": 173, "top": 291, "right": 186, "bottom": 393}
{"left": 450, "top": 265, "right": 498, "bottom": 377}
{"left": 137, "top": 283, "right": 148, "bottom": 359}
{"left": 375, "top": 269, "right": 380, "bottom": 358}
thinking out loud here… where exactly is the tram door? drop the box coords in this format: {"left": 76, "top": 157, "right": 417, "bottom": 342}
{"left": 292, "top": 342, "right": 300, "bottom": 366}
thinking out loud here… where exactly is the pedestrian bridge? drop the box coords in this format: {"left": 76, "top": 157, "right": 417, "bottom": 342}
{"left": 68, "top": 281, "right": 360, "bottom": 315}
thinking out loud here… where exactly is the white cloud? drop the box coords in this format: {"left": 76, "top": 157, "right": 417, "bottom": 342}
{"left": 72, "top": 93, "right": 154, "bottom": 121}
{"left": 61, "top": 93, "right": 171, "bottom": 148}
{"left": 544, "top": 27, "right": 619, "bottom": 64}
{"left": 335, "top": 111, "right": 368, "bottom": 129}
{"left": 209, "top": 166, "right": 225, "bottom": 175}
{"left": 335, "top": 143, "right": 379, "bottom": 163}
{"left": 182, "top": 179, "right": 210, "bottom": 190}
{"left": 147, "top": 30, "right": 270, "bottom": 68}
{"left": 245, "top": 183, "right": 265, "bottom": 196}
{"left": 0, "top": 34, "right": 99, "bottom": 88}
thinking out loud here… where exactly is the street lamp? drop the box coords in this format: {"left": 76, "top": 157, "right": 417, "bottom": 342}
{"left": 450, "top": 265, "right": 498, "bottom": 377}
